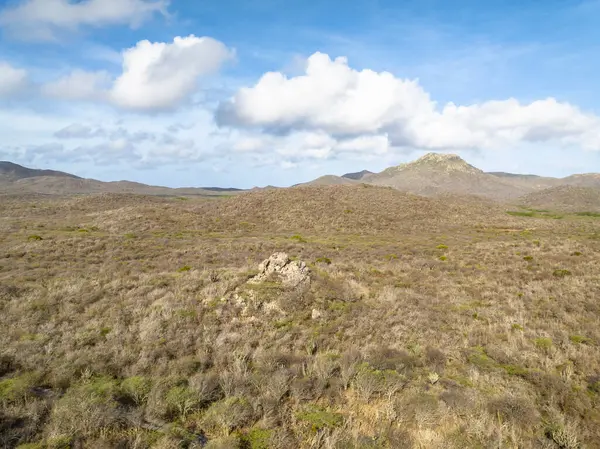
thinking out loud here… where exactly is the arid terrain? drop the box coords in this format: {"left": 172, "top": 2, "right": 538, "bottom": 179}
{"left": 1, "top": 157, "right": 600, "bottom": 449}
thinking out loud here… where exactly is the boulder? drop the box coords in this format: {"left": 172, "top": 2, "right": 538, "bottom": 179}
{"left": 248, "top": 252, "right": 310, "bottom": 287}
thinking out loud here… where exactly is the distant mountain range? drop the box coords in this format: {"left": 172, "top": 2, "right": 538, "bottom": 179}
{"left": 2, "top": 155, "right": 600, "bottom": 206}
{"left": 0, "top": 161, "right": 242, "bottom": 197}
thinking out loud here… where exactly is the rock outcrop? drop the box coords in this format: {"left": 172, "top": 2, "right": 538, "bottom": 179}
{"left": 248, "top": 252, "right": 310, "bottom": 287}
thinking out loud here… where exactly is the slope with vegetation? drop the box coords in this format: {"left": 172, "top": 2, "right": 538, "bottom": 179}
{"left": 518, "top": 185, "right": 600, "bottom": 213}
{"left": 1, "top": 186, "right": 600, "bottom": 448}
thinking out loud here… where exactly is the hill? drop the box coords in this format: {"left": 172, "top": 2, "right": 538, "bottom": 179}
{"left": 293, "top": 175, "right": 358, "bottom": 187}
{"left": 363, "top": 153, "right": 530, "bottom": 200}
{"left": 303, "top": 154, "right": 600, "bottom": 201}
{"left": 519, "top": 185, "right": 600, "bottom": 213}
{"left": 561, "top": 173, "right": 600, "bottom": 188}
{"left": 0, "top": 161, "right": 80, "bottom": 181}
{"left": 342, "top": 169, "right": 373, "bottom": 180}
{"left": 0, "top": 161, "right": 240, "bottom": 197}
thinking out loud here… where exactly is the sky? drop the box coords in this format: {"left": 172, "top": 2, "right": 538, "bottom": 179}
{"left": 0, "top": 0, "right": 599, "bottom": 188}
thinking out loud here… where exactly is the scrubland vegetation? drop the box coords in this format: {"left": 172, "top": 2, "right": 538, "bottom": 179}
{"left": 1, "top": 186, "right": 599, "bottom": 448}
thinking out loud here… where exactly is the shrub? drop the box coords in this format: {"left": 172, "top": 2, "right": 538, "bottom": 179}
{"left": 511, "top": 324, "right": 524, "bottom": 331}
{"left": 425, "top": 347, "right": 446, "bottom": 371}
{"left": 436, "top": 244, "right": 448, "bottom": 250}
{"left": 0, "top": 372, "right": 39, "bottom": 405}
{"left": 48, "top": 377, "right": 120, "bottom": 438}
{"left": 488, "top": 396, "right": 538, "bottom": 427}
{"left": 165, "top": 385, "right": 201, "bottom": 418}
{"left": 588, "top": 376, "right": 600, "bottom": 394}
{"left": 203, "top": 397, "right": 254, "bottom": 435}
{"left": 352, "top": 363, "right": 404, "bottom": 402}
{"left": 178, "top": 265, "right": 192, "bottom": 272}
{"left": 27, "top": 235, "right": 43, "bottom": 241}
{"left": 238, "top": 428, "right": 272, "bottom": 449}
{"left": 545, "top": 422, "right": 581, "bottom": 449}
{"left": 290, "top": 234, "right": 307, "bottom": 243}
{"left": 553, "top": 269, "right": 572, "bottom": 278}
{"left": 315, "top": 257, "right": 332, "bottom": 265}
{"left": 439, "top": 255, "right": 447, "bottom": 261}
{"left": 569, "top": 335, "right": 592, "bottom": 345}
{"left": 534, "top": 337, "right": 553, "bottom": 350}
{"left": 120, "top": 376, "right": 152, "bottom": 405}
{"left": 523, "top": 256, "right": 533, "bottom": 261}
{"left": 296, "top": 405, "right": 344, "bottom": 432}
{"left": 16, "top": 444, "right": 44, "bottom": 449}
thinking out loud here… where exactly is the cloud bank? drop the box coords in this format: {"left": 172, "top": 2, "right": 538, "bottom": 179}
{"left": 219, "top": 52, "right": 600, "bottom": 152}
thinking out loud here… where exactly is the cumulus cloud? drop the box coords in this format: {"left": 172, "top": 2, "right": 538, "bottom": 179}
{"left": 42, "top": 70, "right": 111, "bottom": 101}
{"left": 219, "top": 52, "right": 600, "bottom": 152}
{"left": 41, "top": 36, "right": 234, "bottom": 111}
{"left": 110, "top": 35, "right": 234, "bottom": 111}
{"left": 0, "top": 0, "right": 169, "bottom": 41}
{"left": 0, "top": 62, "right": 28, "bottom": 98}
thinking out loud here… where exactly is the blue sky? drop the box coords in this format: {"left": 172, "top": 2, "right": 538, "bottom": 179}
{"left": 0, "top": 0, "right": 599, "bottom": 188}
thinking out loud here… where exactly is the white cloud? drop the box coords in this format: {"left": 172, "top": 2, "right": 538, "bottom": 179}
{"left": 110, "top": 35, "right": 234, "bottom": 111}
{"left": 231, "top": 130, "right": 391, "bottom": 161}
{"left": 219, "top": 52, "right": 600, "bottom": 152}
{"left": 0, "top": 0, "right": 169, "bottom": 40}
{"left": 38, "top": 35, "right": 234, "bottom": 111}
{"left": 0, "top": 62, "right": 28, "bottom": 98}
{"left": 42, "top": 70, "right": 111, "bottom": 101}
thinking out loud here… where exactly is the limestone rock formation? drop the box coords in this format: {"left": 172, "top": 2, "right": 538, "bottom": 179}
{"left": 248, "top": 252, "right": 310, "bottom": 287}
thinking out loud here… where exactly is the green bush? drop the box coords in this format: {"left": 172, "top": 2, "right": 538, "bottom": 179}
{"left": 296, "top": 405, "right": 344, "bottom": 432}
{"left": 178, "top": 265, "right": 192, "bottom": 272}
{"left": 436, "top": 244, "right": 448, "bottom": 250}
{"left": 0, "top": 372, "right": 39, "bottom": 405}
{"left": 120, "top": 376, "right": 152, "bottom": 405}
{"left": 569, "top": 335, "right": 592, "bottom": 345}
{"left": 553, "top": 269, "right": 572, "bottom": 278}
{"left": 203, "top": 397, "right": 254, "bottom": 435}
{"left": 534, "top": 337, "right": 553, "bottom": 350}
{"left": 16, "top": 443, "right": 44, "bottom": 449}
{"left": 238, "top": 428, "right": 273, "bottom": 449}
{"left": 27, "top": 235, "right": 43, "bottom": 241}
{"left": 290, "top": 234, "right": 307, "bottom": 243}
{"left": 315, "top": 257, "right": 332, "bottom": 265}
{"left": 165, "top": 385, "right": 201, "bottom": 418}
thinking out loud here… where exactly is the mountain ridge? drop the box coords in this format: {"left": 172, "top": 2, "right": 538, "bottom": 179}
{"left": 2, "top": 155, "right": 600, "bottom": 200}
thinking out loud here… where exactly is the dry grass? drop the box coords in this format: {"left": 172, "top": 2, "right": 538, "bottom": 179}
{"left": 1, "top": 186, "right": 600, "bottom": 448}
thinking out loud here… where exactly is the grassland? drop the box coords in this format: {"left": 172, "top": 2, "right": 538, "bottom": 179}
{"left": 1, "top": 186, "right": 599, "bottom": 448}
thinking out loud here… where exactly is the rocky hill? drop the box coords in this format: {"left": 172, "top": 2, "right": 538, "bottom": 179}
{"left": 361, "top": 153, "right": 530, "bottom": 200}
